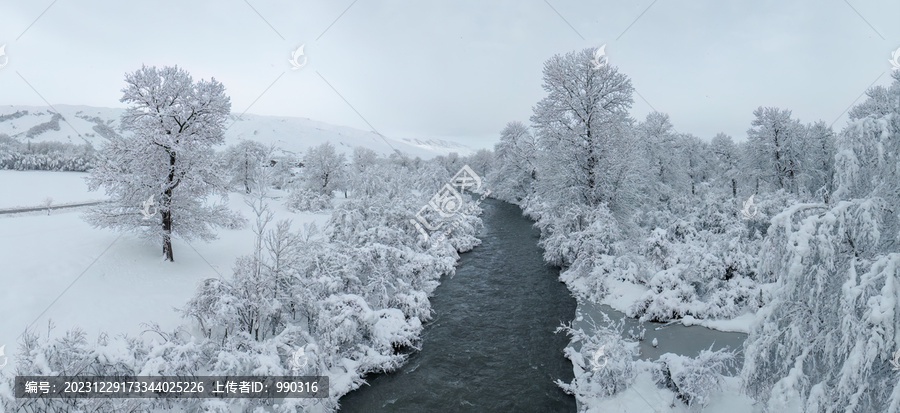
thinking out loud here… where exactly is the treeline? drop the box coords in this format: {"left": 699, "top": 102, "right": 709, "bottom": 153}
{"left": 0, "top": 134, "right": 95, "bottom": 171}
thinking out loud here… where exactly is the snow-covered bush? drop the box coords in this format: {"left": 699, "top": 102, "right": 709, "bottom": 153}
{"left": 285, "top": 187, "right": 332, "bottom": 212}
{"left": 533, "top": 202, "right": 620, "bottom": 267}
{"left": 654, "top": 348, "right": 736, "bottom": 409}
{"left": 629, "top": 206, "right": 763, "bottom": 320}
{"left": 556, "top": 318, "right": 637, "bottom": 401}
{"left": 176, "top": 150, "right": 484, "bottom": 410}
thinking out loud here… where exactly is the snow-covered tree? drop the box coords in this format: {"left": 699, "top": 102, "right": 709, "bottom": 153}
{"left": 638, "top": 112, "right": 687, "bottom": 202}
{"left": 300, "top": 142, "right": 345, "bottom": 196}
{"left": 744, "top": 107, "right": 804, "bottom": 193}
{"left": 710, "top": 133, "right": 740, "bottom": 198}
{"left": 222, "top": 139, "right": 269, "bottom": 194}
{"left": 679, "top": 133, "right": 711, "bottom": 197}
{"left": 799, "top": 121, "right": 836, "bottom": 201}
{"left": 346, "top": 146, "right": 382, "bottom": 199}
{"left": 465, "top": 148, "right": 494, "bottom": 187}
{"left": 268, "top": 150, "right": 300, "bottom": 190}
{"left": 489, "top": 121, "right": 538, "bottom": 202}
{"left": 530, "top": 47, "right": 640, "bottom": 211}
{"left": 85, "top": 65, "right": 239, "bottom": 261}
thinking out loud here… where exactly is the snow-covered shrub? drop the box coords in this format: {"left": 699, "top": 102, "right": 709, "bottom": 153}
{"left": 367, "top": 308, "right": 422, "bottom": 353}
{"left": 1, "top": 328, "right": 166, "bottom": 412}
{"left": 556, "top": 318, "right": 638, "bottom": 401}
{"left": 630, "top": 267, "right": 699, "bottom": 321}
{"left": 535, "top": 203, "right": 620, "bottom": 267}
{"left": 654, "top": 348, "right": 736, "bottom": 409}
{"left": 630, "top": 210, "right": 762, "bottom": 320}
{"left": 285, "top": 187, "right": 332, "bottom": 212}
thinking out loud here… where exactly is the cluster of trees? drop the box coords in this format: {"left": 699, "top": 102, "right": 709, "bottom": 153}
{"left": 0, "top": 134, "right": 95, "bottom": 171}
{"left": 743, "top": 71, "right": 900, "bottom": 412}
{"left": 487, "top": 48, "right": 810, "bottom": 324}
{"left": 24, "top": 112, "right": 63, "bottom": 139}
{"left": 487, "top": 47, "right": 899, "bottom": 410}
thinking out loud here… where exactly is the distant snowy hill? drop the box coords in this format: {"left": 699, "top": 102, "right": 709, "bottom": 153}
{"left": 0, "top": 104, "right": 472, "bottom": 159}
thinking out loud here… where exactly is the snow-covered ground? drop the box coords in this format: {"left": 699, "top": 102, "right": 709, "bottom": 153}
{"left": 0, "top": 171, "right": 329, "bottom": 373}
{"left": 0, "top": 170, "right": 101, "bottom": 210}
{"left": 581, "top": 369, "right": 757, "bottom": 413}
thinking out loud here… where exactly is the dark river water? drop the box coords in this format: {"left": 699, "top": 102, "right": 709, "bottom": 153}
{"left": 339, "top": 199, "right": 578, "bottom": 412}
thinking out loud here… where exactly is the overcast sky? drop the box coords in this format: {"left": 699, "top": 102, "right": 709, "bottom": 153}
{"left": 1, "top": 0, "right": 899, "bottom": 149}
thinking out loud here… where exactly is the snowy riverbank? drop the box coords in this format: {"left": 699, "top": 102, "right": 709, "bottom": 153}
{"left": 566, "top": 296, "right": 756, "bottom": 412}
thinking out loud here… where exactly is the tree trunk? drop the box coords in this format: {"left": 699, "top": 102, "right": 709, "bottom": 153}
{"left": 244, "top": 158, "right": 252, "bottom": 194}
{"left": 162, "top": 151, "right": 176, "bottom": 262}
{"left": 773, "top": 128, "right": 783, "bottom": 190}
{"left": 162, "top": 208, "right": 174, "bottom": 261}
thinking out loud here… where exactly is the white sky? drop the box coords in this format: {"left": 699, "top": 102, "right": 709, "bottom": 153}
{"left": 1, "top": 0, "right": 898, "bottom": 149}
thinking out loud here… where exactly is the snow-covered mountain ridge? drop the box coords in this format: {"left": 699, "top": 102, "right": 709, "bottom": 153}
{"left": 0, "top": 104, "right": 472, "bottom": 159}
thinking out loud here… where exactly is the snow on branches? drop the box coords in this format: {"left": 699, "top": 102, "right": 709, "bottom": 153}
{"left": 85, "top": 66, "right": 240, "bottom": 261}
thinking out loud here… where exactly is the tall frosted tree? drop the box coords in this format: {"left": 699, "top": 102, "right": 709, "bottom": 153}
{"left": 530, "top": 47, "right": 639, "bottom": 211}
{"left": 710, "top": 133, "right": 740, "bottom": 198}
{"left": 679, "top": 133, "right": 711, "bottom": 196}
{"left": 347, "top": 146, "right": 381, "bottom": 198}
{"left": 86, "top": 65, "right": 237, "bottom": 261}
{"left": 745, "top": 107, "right": 804, "bottom": 193}
{"left": 799, "top": 121, "right": 836, "bottom": 201}
{"left": 637, "top": 112, "right": 687, "bottom": 202}
{"left": 489, "top": 121, "right": 538, "bottom": 203}
{"left": 742, "top": 71, "right": 900, "bottom": 412}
